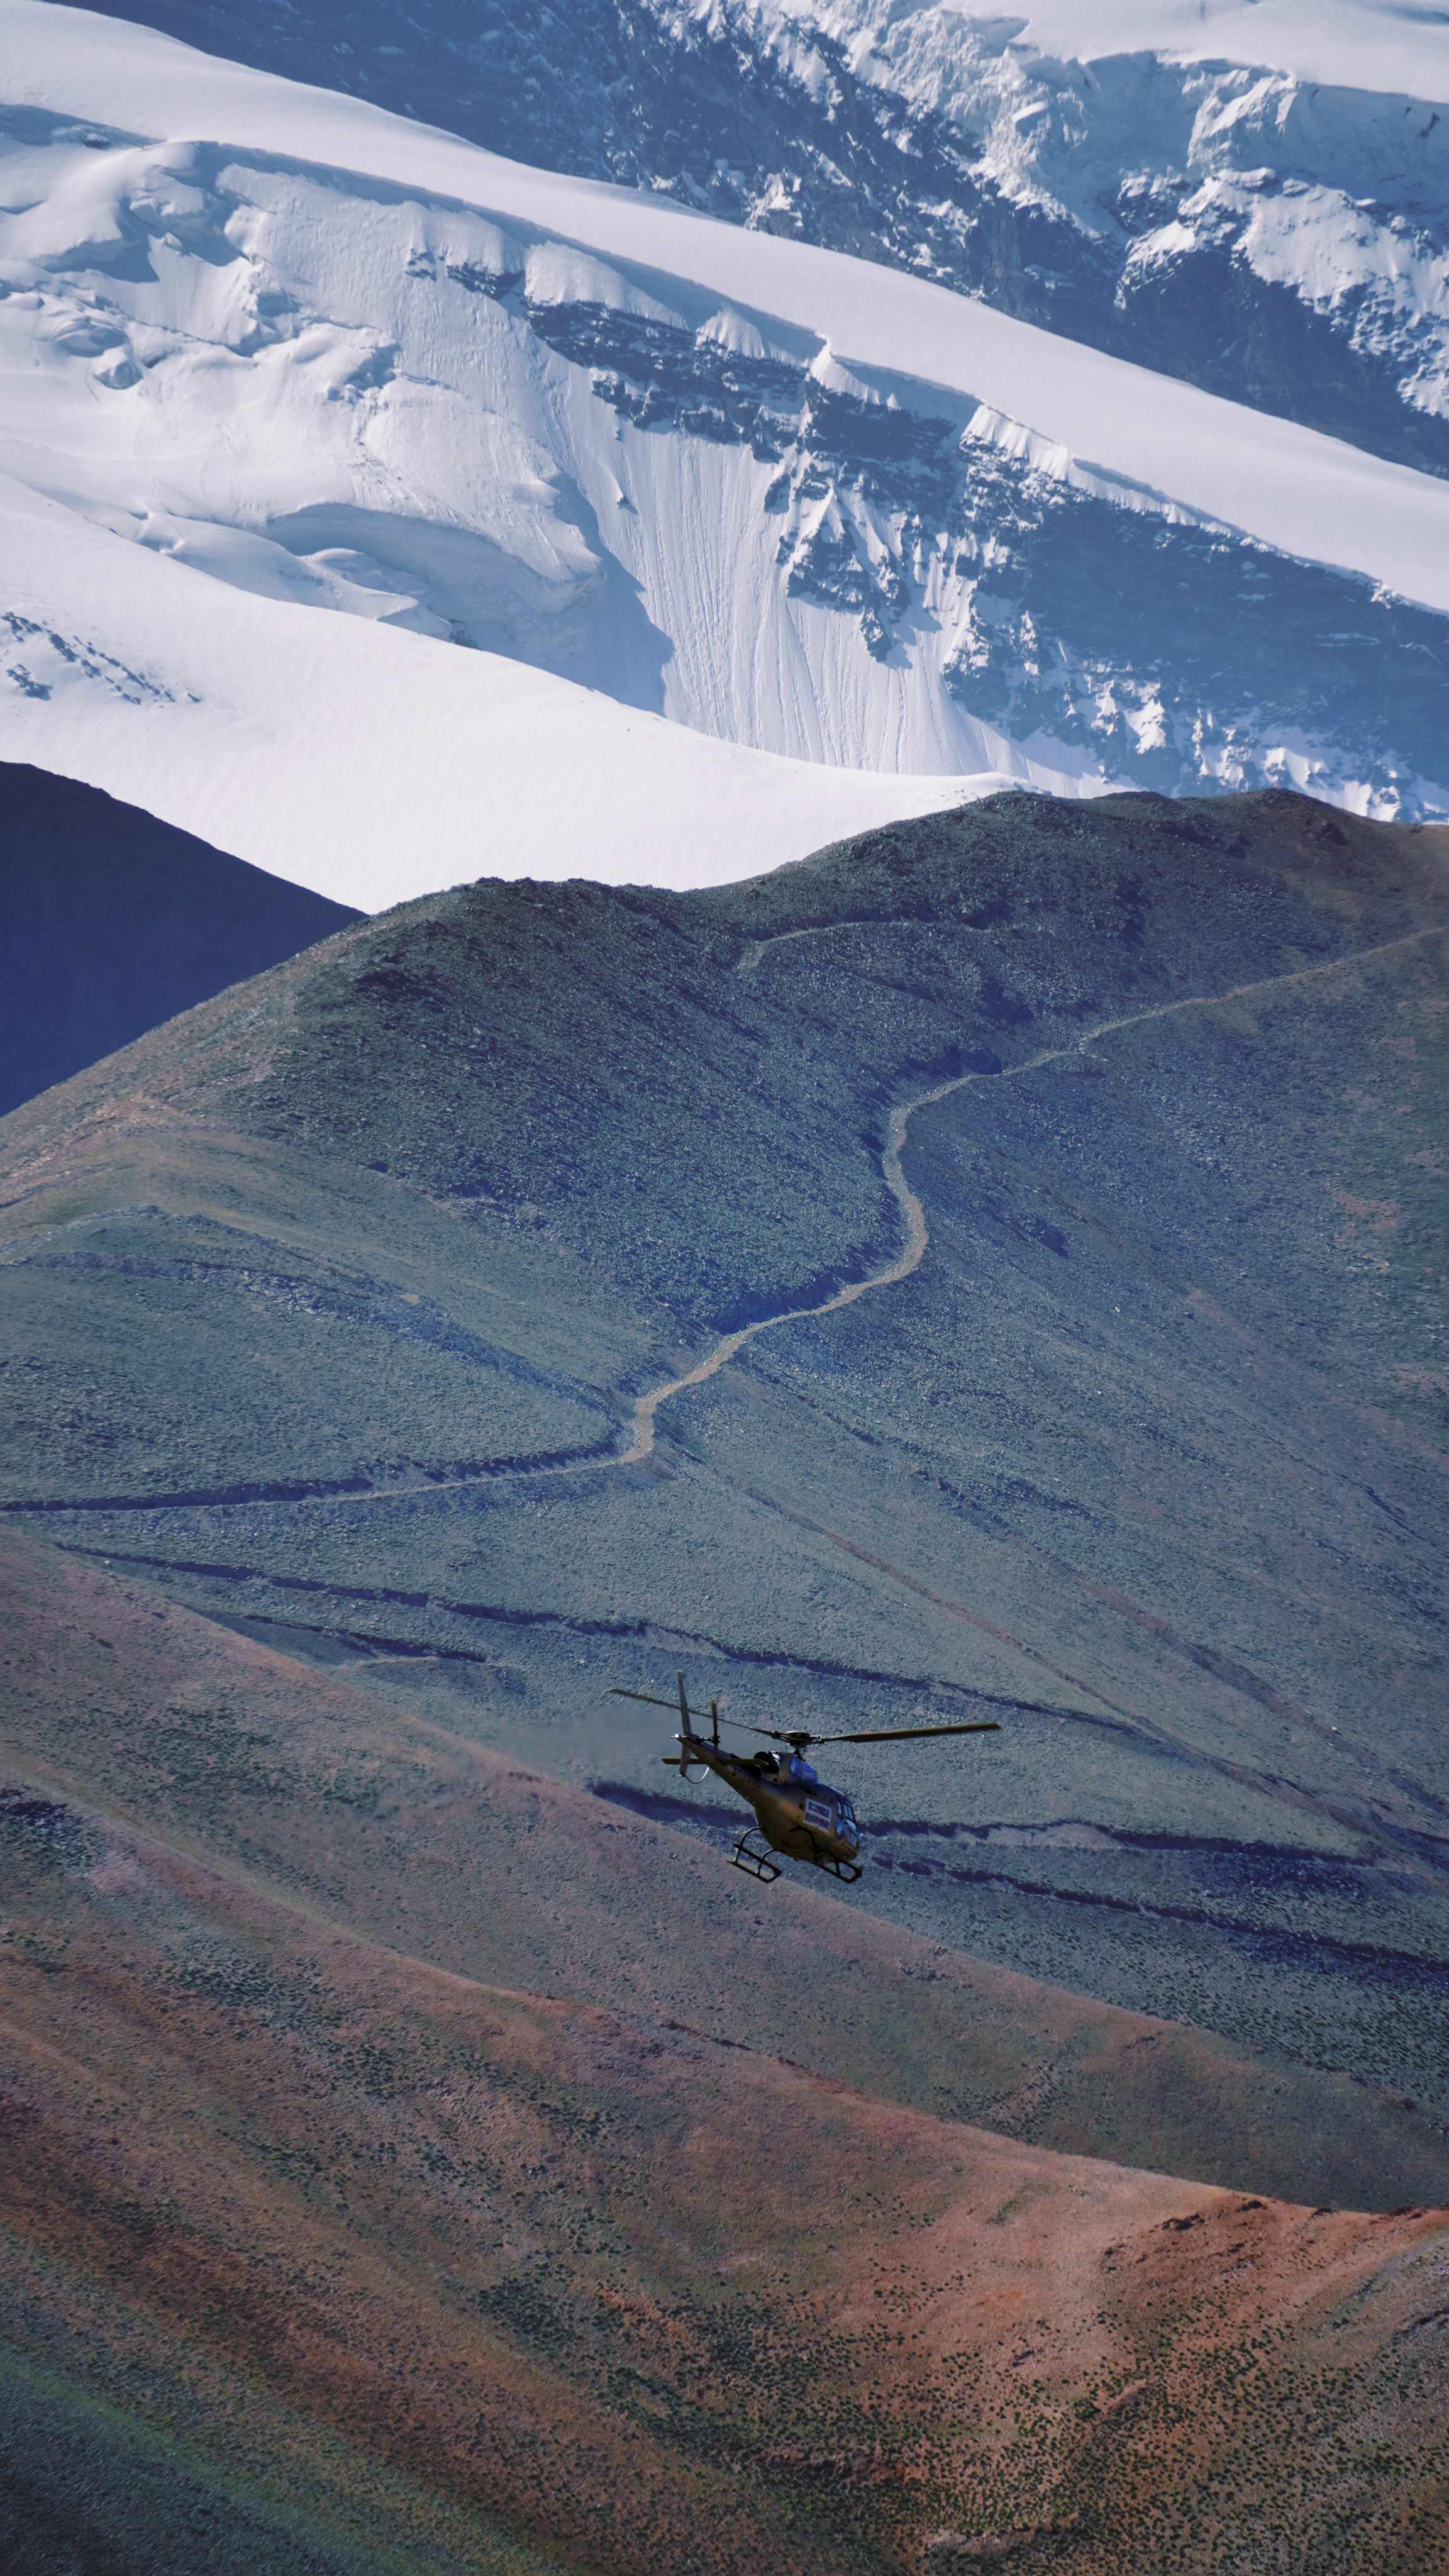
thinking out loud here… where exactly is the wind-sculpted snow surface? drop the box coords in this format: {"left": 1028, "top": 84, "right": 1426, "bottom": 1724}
{"left": 3, "top": 28, "right": 1449, "bottom": 850}
{"left": 83, "top": 0, "right": 1449, "bottom": 477}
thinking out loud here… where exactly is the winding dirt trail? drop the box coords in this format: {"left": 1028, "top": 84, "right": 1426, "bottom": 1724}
{"left": 14, "top": 926, "right": 1433, "bottom": 1533}
{"left": 621, "top": 923, "right": 1442, "bottom": 1466}
{"left": 619, "top": 1102, "right": 926, "bottom": 1466}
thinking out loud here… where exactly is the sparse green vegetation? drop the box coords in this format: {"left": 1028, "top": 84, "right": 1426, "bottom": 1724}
{"left": 1, "top": 789, "right": 1446, "bottom": 2569}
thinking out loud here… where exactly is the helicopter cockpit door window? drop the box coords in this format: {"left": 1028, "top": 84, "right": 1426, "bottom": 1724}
{"left": 606, "top": 1677, "right": 1001, "bottom": 1887}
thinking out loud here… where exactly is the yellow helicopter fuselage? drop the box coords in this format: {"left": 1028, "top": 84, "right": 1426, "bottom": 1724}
{"left": 614, "top": 1670, "right": 999, "bottom": 1891}
{"left": 669, "top": 1729, "right": 862, "bottom": 1879}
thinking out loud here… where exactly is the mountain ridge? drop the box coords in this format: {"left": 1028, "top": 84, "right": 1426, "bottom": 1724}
{"left": 2, "top": 785, "right": 1444, "bottom": 2118}
{"left": 3, "top": 780, "right": 1447, "bottom": 2567}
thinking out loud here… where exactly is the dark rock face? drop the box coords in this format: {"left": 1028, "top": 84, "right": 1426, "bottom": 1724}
{"left": 0, "top": 763, "right": 360, "bottom": 1115}
{"left": 87, "top": 0, "right": 1449, "bottom": 475}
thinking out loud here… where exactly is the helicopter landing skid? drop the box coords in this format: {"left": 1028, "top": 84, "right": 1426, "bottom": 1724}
{"left": 799, "top": 1829, "right": 863, "bottom": 1887}
{"left": 729, "top": 1830, "right": 782, "bottom": 1884}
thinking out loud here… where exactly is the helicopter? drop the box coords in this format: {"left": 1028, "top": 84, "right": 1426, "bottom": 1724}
{"left": 609, "top": 1672, "right": 1000, "bottom": 1885}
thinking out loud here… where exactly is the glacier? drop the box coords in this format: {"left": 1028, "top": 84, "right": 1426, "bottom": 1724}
{"left": 0, "top": 474, "right": 1016, "bottom": 909}
{"left": 80, "top": 0, "right": 1449, "bottom": 475}
{"left": 3, "top": 0, "right": 1449, "bottom": 902}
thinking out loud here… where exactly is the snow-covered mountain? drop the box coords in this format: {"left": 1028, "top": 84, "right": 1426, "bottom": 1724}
{"left": 86, "top": 0, "right": 1449, "bottom": 475}
{"left": 3, "top": 0, "right": 1449, "bottom": 902}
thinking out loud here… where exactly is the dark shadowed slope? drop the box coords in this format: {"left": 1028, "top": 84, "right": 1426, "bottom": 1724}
{"left": 0, "top": 763, "right": 360, "bottom": 1116}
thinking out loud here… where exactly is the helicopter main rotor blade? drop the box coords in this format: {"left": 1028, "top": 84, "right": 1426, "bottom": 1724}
{"left": 609, "top": 1686, "right": 767, "bottom": 1738}
{"left": 706, "top": 1715, "right": 1005, "bottom": 1747}
{"left": 607, "top": 1694, "right": 1003, "bottom": 1746}
{"left": 808, "top": 1720, "right": 1002, "bottom": 1744}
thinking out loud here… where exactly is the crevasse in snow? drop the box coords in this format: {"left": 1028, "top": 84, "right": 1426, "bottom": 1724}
{"left": 79, "top": 0, "right": 1449, "bottom": 474}
{"left": 4, "top": 0, "right": 1449, "bottom": 906}
{"left": 3, "top": 101, "right": 1445, "bottom": 824}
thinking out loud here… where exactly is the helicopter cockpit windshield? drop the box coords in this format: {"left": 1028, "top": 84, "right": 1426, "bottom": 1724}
{"left": 606, "top": 1671, "right": 1002, "bottom": 1890}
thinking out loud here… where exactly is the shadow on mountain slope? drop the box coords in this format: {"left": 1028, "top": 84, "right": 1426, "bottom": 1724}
{"left": 0, "top": 763, "right": 360, "bottom": 1118}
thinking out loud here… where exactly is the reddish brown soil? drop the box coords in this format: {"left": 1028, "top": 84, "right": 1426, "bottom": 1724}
{"left": 2, "top": 1530, "right": 1446, "bottom": 2573}
{"left": 1, "top": 1525, "right": 1441, "bottom": 2212}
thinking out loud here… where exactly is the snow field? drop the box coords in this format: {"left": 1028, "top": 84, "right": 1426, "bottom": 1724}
{"left": 6, "top": 1, "right": 1449, "bottom": 612}
{"left": 0, "top": 474, "right": 1013, "bottom": 908}
{"left": 765, "top": 0, "right": 1449, "bottom": 107}
{"left": 4, "top": 0, "right": 1449, "bottom": 900}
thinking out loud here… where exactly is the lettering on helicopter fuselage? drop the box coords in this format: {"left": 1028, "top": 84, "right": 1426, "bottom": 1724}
{"left": 804, "top": 1797, "right": 833, "bottom": 1835}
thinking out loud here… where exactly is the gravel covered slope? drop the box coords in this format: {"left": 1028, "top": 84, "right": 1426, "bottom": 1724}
{"left": 3, "top": 1528, "right": 1446, "bottom": 2575}
{"left": 1, "top": 786, "right": 1445, "bottom": 2138}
